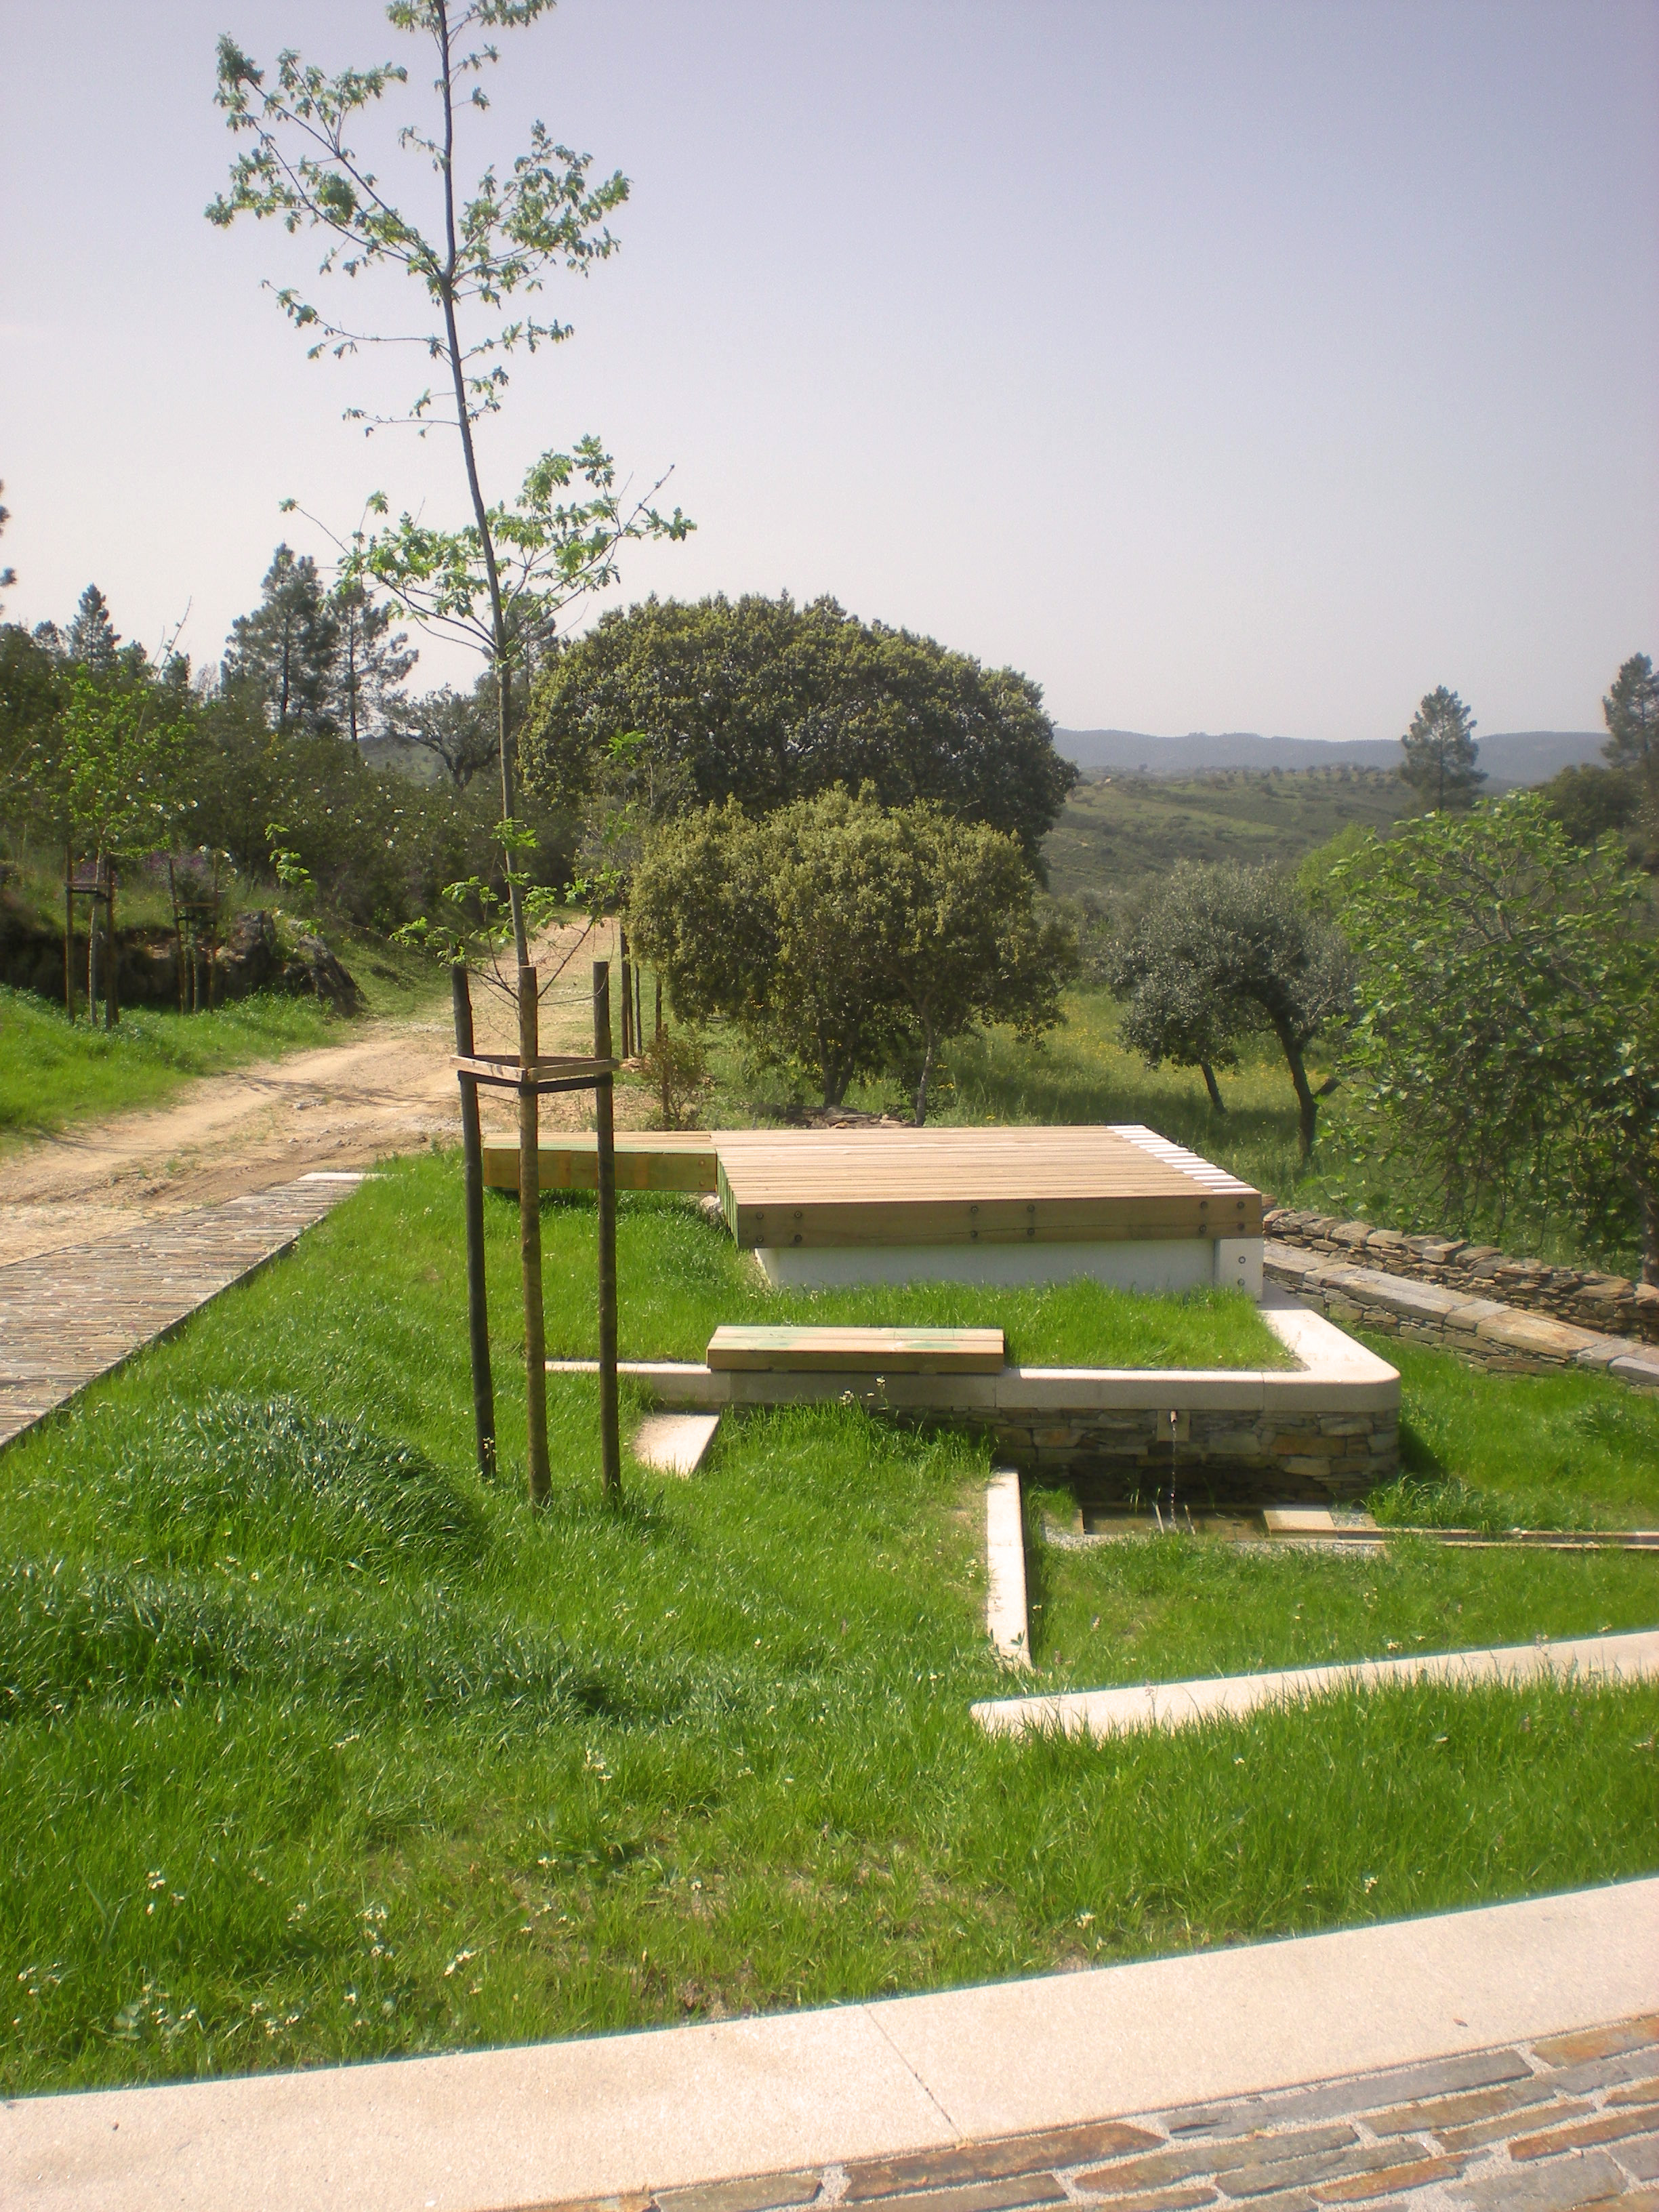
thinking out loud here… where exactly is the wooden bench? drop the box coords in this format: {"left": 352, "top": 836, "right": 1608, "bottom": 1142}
{"left": 481, "top": 1133, "right": 718, "bottom": 1194}
{"left": 705, "top": 1325, "right": 1005, "bottom": 1374}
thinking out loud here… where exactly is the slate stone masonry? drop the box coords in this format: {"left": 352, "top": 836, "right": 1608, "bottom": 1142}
{"left": 1265, "top": 1206, "right": 1659, "bottom": 1346}
{"left": 985, "top": 1403, "right": 1397, "bottom": 1503}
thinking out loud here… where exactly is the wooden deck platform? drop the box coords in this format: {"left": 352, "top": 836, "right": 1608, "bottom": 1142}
{"left": 714, "top": 1125, "right": 1261, "bottom": 1250}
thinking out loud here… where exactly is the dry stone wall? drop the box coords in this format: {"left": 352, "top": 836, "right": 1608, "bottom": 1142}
{"left": 1264, "top": 1208, "right": 1659, "bottom": 1345}
{"left": 1267, "top": 1242, "right": 1659, "bottom": 1393}
{"left": 986, "top": 1404, "right": 1395, "bottom": 1502}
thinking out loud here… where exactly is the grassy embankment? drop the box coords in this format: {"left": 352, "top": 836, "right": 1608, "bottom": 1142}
{"left": 2, "top": 1159, "right": 1654, "bottom": 2093}
{"left": 0, "top": 936, "right": 442, "bottom": 1143}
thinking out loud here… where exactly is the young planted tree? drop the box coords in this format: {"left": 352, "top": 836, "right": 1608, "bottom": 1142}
{"left": 209, "top": 1, "right": 689, "bottom": 1502}
{"left": 24, "top": 671, "right": 191, "bottom": 1026}
{"left": 630, "top": 790, "right": 1076, "bottom": 1120}
{"left": 1109, "top": 863, "right": 1354, "bottom": 1158}
{"left": 1399, "top": 686, "right": 1485, "bottom": 812}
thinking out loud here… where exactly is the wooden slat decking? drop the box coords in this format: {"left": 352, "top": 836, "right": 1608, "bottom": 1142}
{"left": 706, "top": 1324, "right": 1006, "bottom": 1373}
{"left": 480, "top": 1132, "right": 718, "bottom": 1193}
{"left": 0, "top": 1175, "right": 361, "bottom": 1452}
{"left": 480, "top": 1124, "right": 1261, "bottom": 1248}
{"left": 715, "top": 1126, "right": 1261, "bottom": 1249}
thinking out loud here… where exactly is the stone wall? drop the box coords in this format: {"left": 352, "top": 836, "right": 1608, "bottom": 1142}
{"left": 1267, "top": 1242, "right": 1659, "bottom": 1393}
{"left": 1263, "top": 1206, "right": 1659, "bottom": 1346}
{"left": 985, "top": 1403, "right": 1395, "bottom": 1503}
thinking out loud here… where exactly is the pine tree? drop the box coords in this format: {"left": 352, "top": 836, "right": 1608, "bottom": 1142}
{"left": 66, "top": 585, "right": 121, "bottom": 674}
{"left": 222, "top": 545, "right": 340, "bottom": 735}
{"left": 1602, "top": 653, "right": 1658, "bottom": 776}
{"left": 329, "top": 578, "right": 417, "bottom": 746}
{"left": 1399, "top": 687, "right": 1484, "bottom": 811}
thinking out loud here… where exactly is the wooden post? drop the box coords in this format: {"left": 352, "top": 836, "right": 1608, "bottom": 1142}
{"left": 518, "top": 963, "right": 552, "bottom": 1504}
{"left": 105, "top": 859, "right": 118, "bottom": 1030}
{"left": 593, "top": 958, "right": 621, "bottom": 1504}
{"left": 87, "top": 859, "right": 100, "bottom": 1029}
{"left": 618, "top": 925, "right": 634, "bottom": 1059}
{"left": 63, "top": 846, "right": 74, "bottom": 1021}
{"left": 452, "top": 962, "right": 497, "bottom": 1479}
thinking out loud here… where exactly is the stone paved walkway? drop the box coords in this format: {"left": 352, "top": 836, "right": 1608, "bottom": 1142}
{"left": 560, "top": 2014, "right": 1659, "bottom": 2212}
{"left": 0, "top": 1172, "right": 362, "bottom": 1448}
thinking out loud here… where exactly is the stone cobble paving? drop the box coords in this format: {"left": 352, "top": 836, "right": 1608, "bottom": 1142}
{"left": 0, "top": 1174, "right": 360, "bottom": 1448}
{"left": 534, "top": 2014, "right": 1659, "bottom": 2212}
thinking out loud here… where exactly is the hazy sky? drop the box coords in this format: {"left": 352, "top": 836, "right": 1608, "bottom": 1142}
{"left": 2, "top": 0, "right": 1656, "bottom": 739}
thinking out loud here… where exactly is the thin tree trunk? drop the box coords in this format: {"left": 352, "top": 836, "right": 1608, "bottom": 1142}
{"left": 913, "top": 1027, "right": 937, "bottom": 1126}
{"left": 653, "top": 975, "right": 662, "bottom": 1044}
{"left": 1200, "top": 1060, "right": 1226, "bottom": 1113}
{"left": 432, "top": 1, "right": 545, "bottom": 1500}
{"left": 594, "top": 959, "right": 621, "bottom": 1504}
{"left": 618, "top": 926, "right": 634, "bottom": 1058}
{"left": 64, "top": 844, "right": 74, "bottom": 1020}
{"left": 1273, "top": 1019, "right": 1319, "bottom": 1160}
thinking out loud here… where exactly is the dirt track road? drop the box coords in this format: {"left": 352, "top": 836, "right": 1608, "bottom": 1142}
{"left": 0, "top": 928, "right": 640, "bottom": 1267}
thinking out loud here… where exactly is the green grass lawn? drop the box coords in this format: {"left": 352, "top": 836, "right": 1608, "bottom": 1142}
{"left": 536, "top": 1188, "right": 1287, "bottom": 1370}
{"left": 0, "top": 939, "right": 441, "bottom": 1143}
{"left": 1025, "top": 1331, "right": 1659, "bottom": 1683}
{"left": 1, "top": 1155, "right": 1654, "bottom": 2095}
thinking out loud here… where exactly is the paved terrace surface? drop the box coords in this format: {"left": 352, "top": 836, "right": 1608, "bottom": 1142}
{"left": 7, "top": 1881, "right": 1657, "bottom": 2212}
{"left": 0, "top": 1173, "right": 362, "bottom": 1448}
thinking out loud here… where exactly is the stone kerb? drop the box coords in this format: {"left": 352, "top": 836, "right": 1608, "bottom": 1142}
{"left": 1265, "top": 1206, "right": 1659, "bottom": 1346}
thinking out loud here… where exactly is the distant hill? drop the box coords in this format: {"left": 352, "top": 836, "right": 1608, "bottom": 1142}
{"left": 1054, "top": 727, "right": 1605, "bottom": 787}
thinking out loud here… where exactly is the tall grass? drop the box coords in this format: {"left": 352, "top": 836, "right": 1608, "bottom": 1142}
{"left": 1, "top": 1155, "right": 1654, "bottom": 2093}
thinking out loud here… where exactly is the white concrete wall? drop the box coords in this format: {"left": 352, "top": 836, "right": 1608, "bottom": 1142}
{"left": 752, "top": 1237, "right": 1224, "bottom": 1292}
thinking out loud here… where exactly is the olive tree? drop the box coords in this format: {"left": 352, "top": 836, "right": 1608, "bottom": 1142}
{"left": 1108, "top": 863, "right": 1354, "bottom": 1157}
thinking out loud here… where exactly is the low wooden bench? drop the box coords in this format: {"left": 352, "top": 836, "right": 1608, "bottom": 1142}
{"left": 705, "top": 1325, "right": 1005, "bottom": 1374}
{"left": 481, "top": 1133, "right": 718, "bottom": 1194}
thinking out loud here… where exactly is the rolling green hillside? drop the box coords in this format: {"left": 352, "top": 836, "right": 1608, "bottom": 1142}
{"left": 1042, "top": 765, "right": 1408, "bottom": 905}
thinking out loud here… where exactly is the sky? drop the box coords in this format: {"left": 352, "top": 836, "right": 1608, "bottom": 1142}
{"left": 1, "top": 0, "right": 1656, "bottom": 741}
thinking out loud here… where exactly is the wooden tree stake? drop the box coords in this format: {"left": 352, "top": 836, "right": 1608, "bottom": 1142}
{"left": 593, "top": 958, "right": 622, "bottom": 1503}
{"left": 452, "top": 962, "right": 497, "bottom": 1479}
{"left": 518, "top": 963, "right": 551, "bottom": 1504}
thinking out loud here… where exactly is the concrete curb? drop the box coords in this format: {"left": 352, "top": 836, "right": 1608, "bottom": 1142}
{"left": 983, "top": 1469, "right": 1030, "bottom": 1666}
{"left": 971, "top": 1627, "right": 1659, "bottom": 1740}
{"left": 7, "top": 1883, "right": 1657, "bottom": 2212}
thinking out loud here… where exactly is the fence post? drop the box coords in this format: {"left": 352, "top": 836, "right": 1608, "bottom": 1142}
{"left": 593, "top": 959, "right": 621, "bottom": 1503}
{"left": 451, "top": 962, "right": 496, "bottom": 1479}
{"left": 519, "top": 964, "right": 551, "bottom": 1504}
